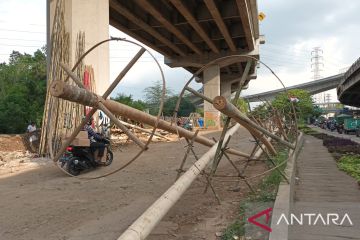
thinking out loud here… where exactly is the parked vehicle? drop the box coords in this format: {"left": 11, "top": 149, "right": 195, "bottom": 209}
{"left": 182, "top": 121, "right": 193, "bottom": 131}
{"left": 329, "top": 121, "right": 336, "bottom": 132}
{"left": 60, "top": 137, "right": 113, "bottom": 176}
{"left": 177, "top": 118, "right": 193, "bottom": 131}
{"left": 344, "top": 118, "right": 360, "bottom": 134}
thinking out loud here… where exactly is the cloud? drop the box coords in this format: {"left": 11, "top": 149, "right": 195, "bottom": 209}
{"left": 109, "top": 27, "right": 200, "bottom": 100}
{"left": 0, "top": 0, "right": 45, "bottom": 63}
{"left": 1, "top": 0, "right": 359, "bottom": 104}
{"left": 243, "top": 0, "right": 360, "bottom": 103}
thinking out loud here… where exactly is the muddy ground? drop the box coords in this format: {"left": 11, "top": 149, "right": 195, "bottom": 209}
{"left": 0, "top": 128, "right": 267, "bottom": 240}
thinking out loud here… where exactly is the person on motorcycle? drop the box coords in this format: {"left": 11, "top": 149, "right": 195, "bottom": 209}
{"left": 84, "top": 117, "right": 105, "bottom": 161}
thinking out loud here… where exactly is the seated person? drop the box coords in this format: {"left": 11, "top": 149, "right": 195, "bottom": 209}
{"left": 84, "top": 117, "right": 105, "bottom": 161}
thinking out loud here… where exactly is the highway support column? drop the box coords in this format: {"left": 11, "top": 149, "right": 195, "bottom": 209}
{"left": 49, "top": 0, "right": 110, "bottom": 95}
{"left": 204, "top": 65, "right": 221, "bottom": 129}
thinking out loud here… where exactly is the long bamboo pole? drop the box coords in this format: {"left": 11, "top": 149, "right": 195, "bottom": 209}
{"left": 213, "top": 96, "right": 295, "bottom": 149}
{"left": 50, "top": 81, "right": 250, "bottom": 157}
{"left": 98, "top": 102, "right": 146, "bottom": 149}
{"left": 117, "top": 124, "right": 241, "bottom": 240}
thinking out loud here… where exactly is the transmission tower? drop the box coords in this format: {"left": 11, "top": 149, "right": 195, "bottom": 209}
{"left": 311, "top": 47, "right": 324, "bottom": 102}
{"left": 325, "top": 93, "right": 331, "bottom": 103}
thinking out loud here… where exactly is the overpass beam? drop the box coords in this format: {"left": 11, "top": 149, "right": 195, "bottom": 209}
{"left": 204, "top": 65, "right": 221, "bottom": 129}
{"left": 164, "top": 47, "right": 259, "bottom": 68}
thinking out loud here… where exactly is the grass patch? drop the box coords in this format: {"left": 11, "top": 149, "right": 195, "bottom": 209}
{"left": 307, "top": 129, "right": 360, "bottom": 181}
{"left": 220, "top": 206, "right": 246, "bottom": 239}
{"left": 337, "top": 154, "right": 360, "bottom": 181}
{"left": 298, "top": 124, "right": 317, "bottom": 135}
{"left": 221, "top": 149, "right": 289, "bottom": 240}
{"left": 302, "top": 128, "right": 317, "bottom": 135}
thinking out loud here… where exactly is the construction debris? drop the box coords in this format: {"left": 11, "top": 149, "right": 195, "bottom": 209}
{"left": 0, "top": 135, "right": 50, "bottom": 175}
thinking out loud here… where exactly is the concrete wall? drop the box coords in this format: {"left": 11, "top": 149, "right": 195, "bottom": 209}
{"left": 49, "top": 0, "right": 110, "bottom": 95}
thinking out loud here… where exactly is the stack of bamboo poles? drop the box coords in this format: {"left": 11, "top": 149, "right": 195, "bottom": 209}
{"left": 83, "top": 65, "right": 96, "bottom": 110}
{"left": 39, "top": 0, "right": 87, "bottom": 156}
{"left": 61, "top": 33, "right": 86, "bottom": 138}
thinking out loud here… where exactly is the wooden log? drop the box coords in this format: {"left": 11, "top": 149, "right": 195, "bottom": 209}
{"left": 49, "top": 81, "right": 250, "bottom": 157}
{"left": 213, "top": 96, "right": 295, "bottom": 150}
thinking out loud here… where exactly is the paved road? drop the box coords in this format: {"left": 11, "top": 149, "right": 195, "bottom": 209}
{"left": 309, "top": 125, "right": 360, "bottom": 144}
{"left": 0, "top": 127, "right": 265, "bottom": 240}
{"left": 289, "top": 135, "right": 360, "bottom": 240}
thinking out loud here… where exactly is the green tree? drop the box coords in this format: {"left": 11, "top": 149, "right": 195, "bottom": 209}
{"left": 236, "top": 98, "right": 249, "bottom": 113}
{"left": 163, "top": 96, "right": 196, "bottom": 117}
{"left": 272, "top": 89, "right": 315, "bottom": 119}
{"left": 0, "top": 49, "right": 46, "bottom": 133}
{"left": 250, "top": 103, "right": 269, "bottom": 119}
{"left": 144, "top": 80, "right": 172, "bottom": 115}
{"left": 312, "top": 105, "right": 323, "bottom": 118}
{"left": 112, "top": 93, "right": 146, "bottom": 111}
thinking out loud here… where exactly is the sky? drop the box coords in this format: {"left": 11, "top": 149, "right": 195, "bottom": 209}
{"left": 0, "top": 0, "right": 359, "bottom": 102}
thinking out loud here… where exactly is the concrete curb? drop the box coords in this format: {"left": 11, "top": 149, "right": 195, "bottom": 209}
{"left": 269, "top": 132, "right": 304, "bottom": 240}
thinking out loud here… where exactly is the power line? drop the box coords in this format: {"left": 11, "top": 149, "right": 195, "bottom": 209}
{"left": 261, "top": 49, "right": 315, "bottom": 63}
{"left": 261, "top": 49, "right": 341, "bottom": 68}
{"left": 260, "top": 55, "right": 309, "bottom": 66}
{"left": 264, "top": 43, "right": 345, "bottom": 64}
{"left": 261, "top": 56, "right": 309, "bottom": 66}
{"left": 0, "top": 37, "right": 45, "bottom": 42}
{"left": 0, "top": 20, "right": 45, "bottom": 27}
{"left": 0, "top": 28, "right": 45, "bottom": 34}
{"left": 0, "top": 43, "right": 44, "bottom": 47}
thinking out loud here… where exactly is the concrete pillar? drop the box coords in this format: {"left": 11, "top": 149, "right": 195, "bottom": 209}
{"left": 221, "top": 80, "right": 232, "bottom": 101}
{"left": 204, "top": 65, "right": 221, "bottom": 129}
{"left": 50, "top": 0, "right": 110, "bottom": 95}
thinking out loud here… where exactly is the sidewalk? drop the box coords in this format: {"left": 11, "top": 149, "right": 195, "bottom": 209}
{"left": 288, "top": 135, "right": 360, "bottom": 240}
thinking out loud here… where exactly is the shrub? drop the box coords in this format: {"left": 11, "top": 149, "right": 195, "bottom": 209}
{"left": 337, "top": 155, "right": 360, "bottom": 181}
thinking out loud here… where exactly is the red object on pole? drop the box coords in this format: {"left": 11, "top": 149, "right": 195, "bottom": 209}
{"left": 83, "top": 69, "right": 93, "bottom": 119}
{"left": 83, "top": 69, "right": 90, "bottom": 90}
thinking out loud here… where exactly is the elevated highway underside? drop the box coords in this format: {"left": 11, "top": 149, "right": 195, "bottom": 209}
{"left": 49, "top": 0, "right": 261, "bottom": 129}
{"left": 243, "top": 73, "right": 344, "bottom": 102}
{"left": 338, "top": 57, "right": 360, "bottom": 107}
{"left": 109, "top": 0, "right": 261, "bottom": 84}
{"left": 109, "top": 0, "right": 262, "bottom": 128}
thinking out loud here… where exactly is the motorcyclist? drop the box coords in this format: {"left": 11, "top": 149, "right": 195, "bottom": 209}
{"left": 84, "top": 117, "right": 105, "bottom": 161}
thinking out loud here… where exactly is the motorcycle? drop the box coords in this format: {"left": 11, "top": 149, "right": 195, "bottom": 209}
{"left": 329, "top": 122, "right": 336, "bottom": 132}
{"left": 182, "top": 122, "right": 193, "bottom": 131}
{"left": 60, "top": 138, "right": 113, "bottom": 176}
{"left": 337, "top": 123, "right": 344, "bottom": 134}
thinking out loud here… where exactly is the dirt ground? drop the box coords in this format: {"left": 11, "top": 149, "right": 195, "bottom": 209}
{"left": 0, "top": 134, "right": 26, "bottom": 152}
{"left": 0, "top": 127, "right": 267, "bottom": 240}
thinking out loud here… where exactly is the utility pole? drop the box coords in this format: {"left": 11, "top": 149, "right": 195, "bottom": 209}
{"left": 311, "top": 47, "right": 324, "bottom": 103}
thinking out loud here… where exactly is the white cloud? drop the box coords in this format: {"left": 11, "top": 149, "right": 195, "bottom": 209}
{"left": 1, "top": 0, "right": 359, "bottom": 104}
{"left": 0, "top": 0, "right": 46, "bottom": 62}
